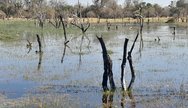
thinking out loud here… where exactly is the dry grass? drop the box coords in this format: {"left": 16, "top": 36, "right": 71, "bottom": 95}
{"left": 0, "top": 17, "right": 169, "bottom": 24}
{"left": 72, "top": 17, "right": 169, "bottom": 24}
{"left": 0, "top": 93, "right": 80, "bottom": 108}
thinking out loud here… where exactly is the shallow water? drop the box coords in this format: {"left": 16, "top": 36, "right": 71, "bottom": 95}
{"left": 0, "top": 23, "right": 188, "bottom": 107}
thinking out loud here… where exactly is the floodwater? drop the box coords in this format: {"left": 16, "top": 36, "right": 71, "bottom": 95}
{"left": 0, "top": 23, "right": 188, "bottom": 107}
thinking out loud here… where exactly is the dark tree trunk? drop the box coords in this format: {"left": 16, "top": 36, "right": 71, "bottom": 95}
{"left": 59, "top": 15, "right": 67, "bottom": 41}
{"left": 97, "top": 36, "right": 116, "bottom": 91}
{"left": 36, "top": 34, "right": 43, "bottom": 70}
{"left": 147, "top": 11, "right": 150, "bottom": 24}
{"left": 173, "top": 27, "right": 176, "bottom": 40}
{"left": 127, "top": 33, "right": 139, "bottom": 91}
{"left": 36, "top": 34, "right": 42, "bottom": 53}
{"left": 127, "top": 52, "right": 136, "bottom": 90}
{"left": 121, "top": 38, "right": 129, "bottom": 90}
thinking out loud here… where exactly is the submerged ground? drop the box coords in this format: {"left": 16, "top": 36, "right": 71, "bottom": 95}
{"left": 0, "top": 20, "right": 188, "bottom": 107}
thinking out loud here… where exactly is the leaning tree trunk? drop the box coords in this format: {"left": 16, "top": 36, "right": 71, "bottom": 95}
{"left": 36, "top": 34, "right": 42, "bottom": 53}
{"left": 127, "top": 33, "right": 139, "bottom": 91}
{"left": 59, "top": 15, "right": 67, "bottom": 41}
{"left": 97, "top": 36, "right": 116, "bottom": 91}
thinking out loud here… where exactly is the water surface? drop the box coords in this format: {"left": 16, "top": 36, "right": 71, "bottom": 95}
{"left": 0, "top": 23, "right": 188, "bottom": 107}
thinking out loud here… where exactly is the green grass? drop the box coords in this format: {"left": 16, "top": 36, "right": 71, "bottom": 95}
{"left": 0, "top": 20, "right": 83, "bottom": 42}
{"left": 0, "top": 17, "right": 170, "bottom": 42}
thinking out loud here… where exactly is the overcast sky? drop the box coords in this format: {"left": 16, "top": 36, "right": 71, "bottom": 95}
{"left": 65, "top": 0, "right": 172, "bottom": 7}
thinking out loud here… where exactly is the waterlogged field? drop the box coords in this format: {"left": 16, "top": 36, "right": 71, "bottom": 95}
{"left": 0, "top": 20, "right": 188, "bottom": 107}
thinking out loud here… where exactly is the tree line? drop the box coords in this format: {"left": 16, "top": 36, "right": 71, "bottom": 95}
{"left": 0, "top": 0, "right": 187, "bottom": 23}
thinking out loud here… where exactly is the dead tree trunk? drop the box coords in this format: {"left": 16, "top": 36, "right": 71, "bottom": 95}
{"left": 36, "top": 34, "right": 43, "bottom": 70}
{"left": 97, "top": 36, "right": 116, "bottom": 91}
{"left": 173, "top": 27, "right": 176, "bottom": 40}
{"left": 59, "top": 15, "right": 67, "bottom": 42}
{"left": 147, "top": 11, "right": 150, "bottom": 25}
{"left": 49, "top": 15, "right": 69, "bottom": 45}
{"left": 36, "top": 34, "right": 42, "bottom": 53}
{"left": 121, "top": 38, "right": 129, "bottom": 90}
{"left": 127, "top": 33, "right": 139, "bottom": 91}
{"left": 170, "top": 27, "right": 176, "bottom": 40}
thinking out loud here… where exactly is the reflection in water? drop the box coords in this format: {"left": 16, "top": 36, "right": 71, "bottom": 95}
{"left": 146, "top": 24, "right": 150, "bottom": 33}
{"left": 139, "top": 29, "right": 144, "bottom": 58}
{"left": 172, "top": 27, "right": 176, "bottom": 40}
{"left": 173, "top": 32, "right": 176, "bottom": 40}
{"left": 102, "top": 90, "right": 136, "bottom": 108}
{"left": 62, "top": 34, "right": 91, "bottom": 68}
{"left": 139, "top": 39, "right": 143, "bottom": 58}
{"left": 121, "top": 90, "right": 136, "bottom": 108}
{"left": 102, "top": 90, "right": 114, "bottom": 108}
{"left": 35, "top": 34, "right": 43, "bottom": 70}
{"left": 79, "top": 35, "right": 84, "bottom": 67}
{"left": 85, "top": 35, "right": 91, "bottom": 52}
{"left": 78, "top": 34, "right": 91, "bottom": 68}
{"left": 61, "top": 42, "right": 70, "bottom": 63}
{"left": 37, "top": 52, "right": 43, "bottom": 70}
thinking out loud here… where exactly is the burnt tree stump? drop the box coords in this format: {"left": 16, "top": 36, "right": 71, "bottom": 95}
{"left": 36, "top": 34, "right": 43, "bottom": 70}
{"left": 36, "top": 34, "right": 42, "bottom": 53}
{"left": 97, "top": 36, "right": 116, "bottom": 91}
{"left": 121, "top": 38, "right": 129, "bottom": 90}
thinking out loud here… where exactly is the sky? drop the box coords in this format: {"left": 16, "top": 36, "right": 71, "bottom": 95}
{"left": 65, "top": 0, "right": 173, "bottom": 7}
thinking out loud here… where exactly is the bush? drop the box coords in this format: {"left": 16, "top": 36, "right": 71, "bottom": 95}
{"left": 165, "top": 18, "right": 175, "bottom": 23}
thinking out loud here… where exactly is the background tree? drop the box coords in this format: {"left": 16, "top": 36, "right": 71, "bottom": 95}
{"left": 92, "top": 0, "right": 108, "bottom": 23}
{"left": 176, "top": 0, "right": 188, "bottom": 22}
